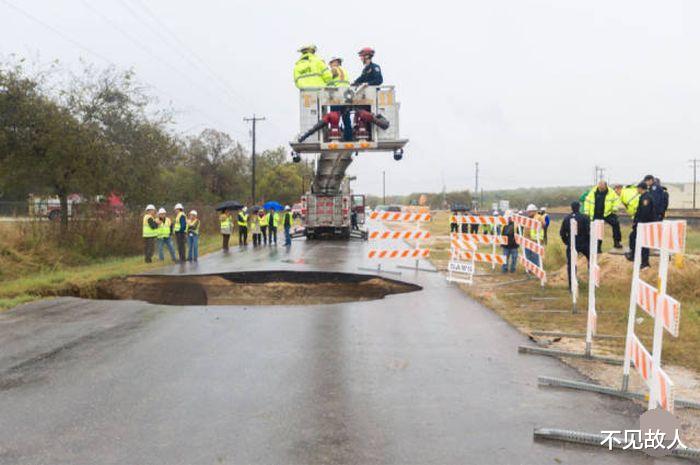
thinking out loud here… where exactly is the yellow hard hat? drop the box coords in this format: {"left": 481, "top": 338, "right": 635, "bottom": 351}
{"left": 298, "top": 44, "right": 317, "bottom": 53}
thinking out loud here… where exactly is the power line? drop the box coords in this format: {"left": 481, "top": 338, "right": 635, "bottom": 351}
{"left": 0, "top": 0, "right": 241, "bottom": 136}
{"left": 690, "top": 158, "right": 698, "bottom": 210}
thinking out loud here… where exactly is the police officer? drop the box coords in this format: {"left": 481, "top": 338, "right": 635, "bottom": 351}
{"left": 559, "top": 201, "right": 590, "bottom": 291}
{"left": 643, "top": 175, "right": 668, "bottom": 220}
{"left": 352, "top": 47, "right": 383, "bottom": 86}
{"left": 625, "top": 182, "right": 655, "bottom": 268}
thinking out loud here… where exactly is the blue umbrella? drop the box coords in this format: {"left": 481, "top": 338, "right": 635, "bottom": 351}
{"left": 263, "top": 201, "right": 283, "bottom": 211}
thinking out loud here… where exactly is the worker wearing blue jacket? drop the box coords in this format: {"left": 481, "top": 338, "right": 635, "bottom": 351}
{"left": 352, "top": 47, "right": 383, "bottom": 86}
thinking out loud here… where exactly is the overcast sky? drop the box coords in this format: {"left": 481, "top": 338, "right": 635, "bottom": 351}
{"left": 2, "top": 0, "right": 698, "bottom": 195}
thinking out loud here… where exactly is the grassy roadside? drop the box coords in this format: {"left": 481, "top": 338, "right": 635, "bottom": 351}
{"left": 424, "top": 210, "right": 700, "bottom": 372}
{"left": 0, "top": 235, "right": 223, "bottom": 311}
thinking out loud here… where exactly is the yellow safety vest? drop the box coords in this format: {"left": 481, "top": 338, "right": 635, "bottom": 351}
{"left": 187, "top": 219, "right": 200, "bottom": 235}
{"left": 173, "top": 211, "right": 185, "bottom": 232}
{"left": 220, "top": 214, "right": 232, "bottom": 234}
{"left": 618, "top": 186, "right": 640, "bottom": 217}
{"left": 529, "top": 214, "right": 543, "bottom": 241}
{"left": 237, "top": 212, "right": 248, "bottom": 227}
{"left": 450, "top": 215, "right": 457, "bottom": 223}
{"left": 283, "top": 212, "right": 293, "bottom": 227}
{"left": 329, "top": 66, "right": 350, "bottom": 87}
{"left": 142, "top": 214, "right": 159, "bottom": 238}
{"left": 259, "top": 213, "right": 269, "bottom": 227}
{"left": 584, "top": 187, "right": 620, "bottom": 219}
{"left": 293, "top": 53, "right": 333, "bottom": 88}
{"left": 157, "top": 217, "right": 172, "bottom": 239}
{"left": 272, "top": 213, "right": 280, "bottom": 227}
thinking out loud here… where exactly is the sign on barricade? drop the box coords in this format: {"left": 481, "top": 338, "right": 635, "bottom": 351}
{"left": 363, "top": 210, "right": 432, "bottom": 275}
{"left": 622, "top": 220, "right": 687, "bottom": 413}
{"left": 513, "top": 214, "right": 546, "bottom": 285}
{"left": 584, "top": 220, "right": 604, "bottom": 354}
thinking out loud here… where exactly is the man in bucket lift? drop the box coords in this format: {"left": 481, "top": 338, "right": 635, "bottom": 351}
{"left": 293, "top": 44, "right": 332, "bottom": 89}
{"left": 352, "top": 47, "right": 383, "bottom": 86}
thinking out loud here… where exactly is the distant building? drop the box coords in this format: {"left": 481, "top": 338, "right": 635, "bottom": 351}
{"left": 666, "top": 183, "right": 698, "bottom": 209}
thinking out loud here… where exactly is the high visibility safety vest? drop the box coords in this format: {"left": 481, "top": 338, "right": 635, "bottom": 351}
{"left": 583, "top": 187, "right": 620, "bottom": 219}
{"left": 293, "top": 53, "right": 333, "bottom": 89}
{"left": 237, "top": 212, "right": 248, "bottom": 227}
{"left": 618, "top": 186, "right": 640, "bottom": 217}
{"left": 268, "top": 212, "right": 279, "bottom": 228}
{"left": 329, "top": 66, "right": 350, "bottom": 87}
{"left": 259, "top": 213, "right": 269, "bottom": 227}
{"left": 157, "top": 217, "right": 172, "bottom": 239}
{"left": 283, "top": 212, "right": 293, "bottom": 228}
{"left": 142, "top": 214, "right": 159, "bottom": 238}
{"left": 187, "top": 219, "right": 200, "bottom": 235}
{"left": 529, "top": 214, "right": 544, "bottom": 241}
{"left": 449, "top": 215, "right": 457, "bottom": 224}
{"left": 220, "top": 213, "right": 233, "bottom": 234}
{"left": 174, "top": 211, "right": 185, "bottom": 233}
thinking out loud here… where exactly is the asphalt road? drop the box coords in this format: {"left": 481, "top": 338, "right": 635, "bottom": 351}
{"left": 0, "top": 235, "right": 675, "bottom": 464}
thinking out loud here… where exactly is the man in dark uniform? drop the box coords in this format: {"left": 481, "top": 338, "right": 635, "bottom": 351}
{"left": 352, "top": 47, "right": 383, "bottom": 86}
{"left": 559, "top": 201, "right": 590, "bottom": 290}
{"left": 643, "top": 175, "right": 667, "bottom": 220}
{"left": 625, "top": 182, "right": 655, "bottom": 268}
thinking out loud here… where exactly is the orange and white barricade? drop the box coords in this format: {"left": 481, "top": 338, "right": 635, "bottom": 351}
{"left": 568, "top": 218, "right": 579, "bottom": 310}
{"left": 447, "top": 215, "right": 507, "bottom": 284}
{"left": 513, "top": 214, "right": 546, "bottom": 285}
{"left": 584, "top": 220, "right": 605, "bottom": 355}
{"left": 365, "top": 210, "right": 432, "bottom": 274}
{"left": 621, "top": 220, "right": 686, "bottom": 412}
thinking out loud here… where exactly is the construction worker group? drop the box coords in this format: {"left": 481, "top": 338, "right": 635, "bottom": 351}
{"left": 142, "top": 204, "right": 295, "bottom": 263}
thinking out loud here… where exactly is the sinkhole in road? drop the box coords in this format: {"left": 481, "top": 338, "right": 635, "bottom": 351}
{"left": 87, "top": 271, "right": 421, "bottom": 306}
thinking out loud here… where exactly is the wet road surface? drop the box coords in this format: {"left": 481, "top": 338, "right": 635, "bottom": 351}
{"left": 0, "top": 237, "right": 675, "bottom": 464}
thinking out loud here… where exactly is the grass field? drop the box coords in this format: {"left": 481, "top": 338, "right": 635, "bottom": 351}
{"left": 424, "top": 211, "right": 700, "bottom": 373}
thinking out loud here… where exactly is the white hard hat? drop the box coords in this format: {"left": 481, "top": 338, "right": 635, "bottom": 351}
{"left": 158, "top": 207, "right": 166, "bottom": 214}
{"left": 526, "top": 204, "right": 537, "bottom": 212}
{"left": 242, "top": 206, "right": 248, "bottom": 212}
{"left": 285, "top": 205, "right": 291, "bottom": 210}
{"left": 174, "top": 203, "right": 183, "bottom": 210}
{"left": 189, "top": 210, "right": 198, "bottom": 216}
{"left": 329, "top": 56, "right": 342, "bottom": 64}
{"left": 145, "top": 204, "right": 156, "bottom": 211}
{"left": 492, "top": 210, "right": 499, "bottom": 215}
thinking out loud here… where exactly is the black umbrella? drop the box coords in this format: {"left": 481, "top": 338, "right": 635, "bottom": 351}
{"left": 215, "top": 200, "right": 244, "bottom": 212}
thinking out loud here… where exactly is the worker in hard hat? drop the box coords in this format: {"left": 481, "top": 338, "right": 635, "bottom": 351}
{"left": 283, "top": 205, "right": 293, "bottom": 246}
{"left": 524, "top": 204, "right": 543, "bottom": 266}
{"left": 293, "top": 44, "right": 333, "bottom": 89}
{"left": 156, "top": 207, "right": 176, "bottom": 262}
{"left": 259, "top": 208, "right": 269, "bottom": 245}
{"left": 186, "top": 210, "right": 200, "bottom": 262}
{"left": 237, "top": 206, "right": 249, "bottom": 247}
{"left": 142, "top": 204, "right": 159, "bottom": 263}
{"left": 219, "top": 209, "right": 233, "bottom": 252}
{"left": 328, "top": 56, "right": 354, "bottom": 141}
{"left": 613, "top": 184, "right": 640, "bottom": 218}
{"left": 352, "top": 47, "right": 383, "bottom": 86}
{"left": 173, "top": 203, "right": 187, "bottom": 262}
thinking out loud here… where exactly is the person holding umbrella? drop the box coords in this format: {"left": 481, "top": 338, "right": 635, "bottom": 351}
{"left": 219, "top": 209, "right": 233, "bottom": 252}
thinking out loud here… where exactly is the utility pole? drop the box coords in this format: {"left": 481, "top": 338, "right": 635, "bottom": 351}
{"left": 593, "top": 165, "right": 605, "bottom": 183}
{"left": 243, "top": 114, "right": 266, "bottom": 204}
{"left": 690, "top": 158, "right": 698, "bottom": 210}
{"left": 382, "top": 170, "right": 386, "bottom": 204}
{"left": 474, "top": 162, "right": 479, "bottom": 208}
